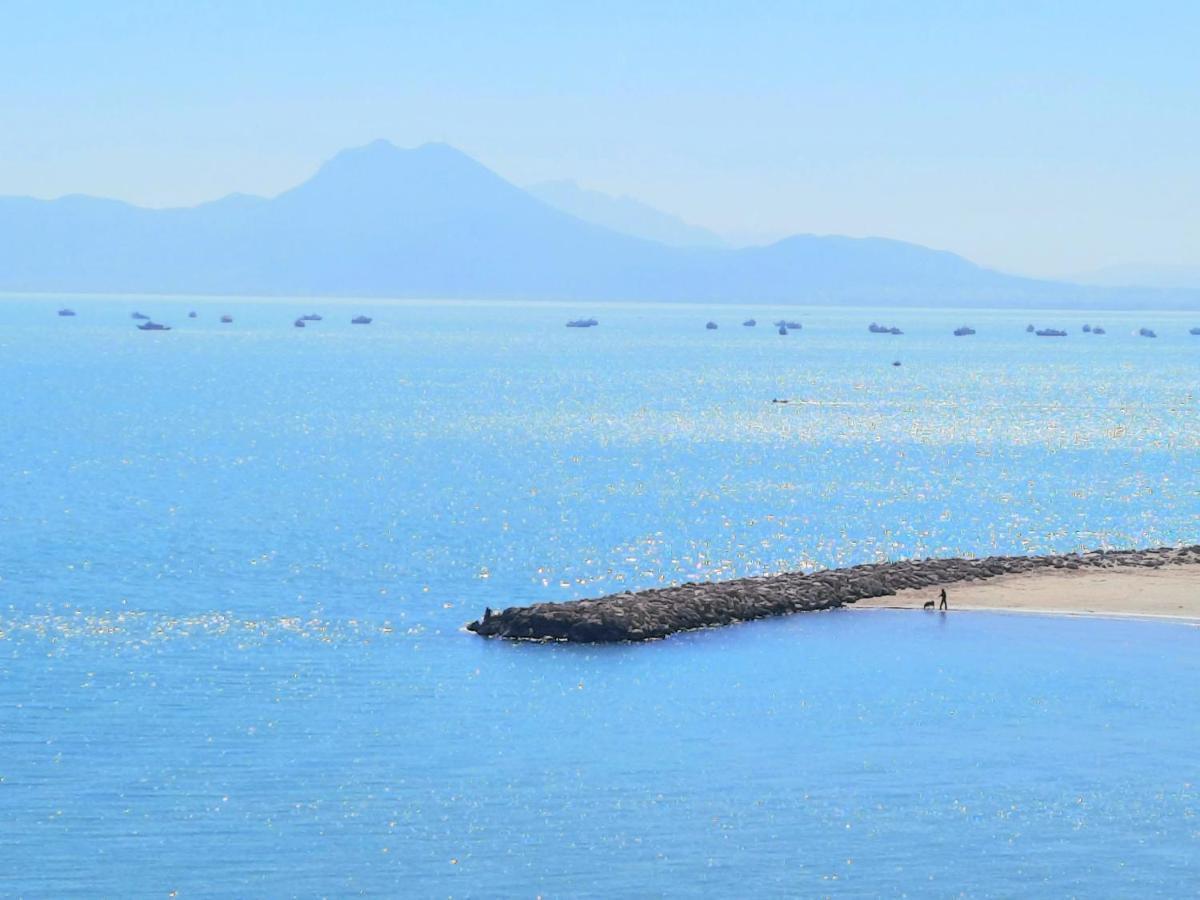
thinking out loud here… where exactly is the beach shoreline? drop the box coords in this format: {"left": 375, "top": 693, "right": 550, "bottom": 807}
{"left": 849, "top": 565, "right": 1200, "bottom": 621}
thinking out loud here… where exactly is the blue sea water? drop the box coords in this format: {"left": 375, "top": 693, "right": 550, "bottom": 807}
{"left": 1, "top": 295, "right": 1198, "bottom": 896}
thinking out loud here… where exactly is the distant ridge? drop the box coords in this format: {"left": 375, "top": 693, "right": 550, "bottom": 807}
{"left": 526, "top": 179, "right": 727, "bottom": 249}
{"left": 0, "top": 140, "right": 1196, "bottom": 309}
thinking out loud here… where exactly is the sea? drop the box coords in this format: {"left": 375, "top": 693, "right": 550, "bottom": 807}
{"left": 1, "top": 295, "right": 1198, "bottom": 896}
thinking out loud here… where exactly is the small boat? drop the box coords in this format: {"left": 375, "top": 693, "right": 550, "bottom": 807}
{"left": 1026, "top": 324, "right": 1035, "bottom": 333}
{"left": 1139, "top": 327, "right": 1157, "bottom": 338}
{"left": 773, "top": 320, "right": 802, "bottom": 330}
{"left": 1190, "top": 327, "right": 1200, "bottom": 335}
{"left": 566, "top": 317, "right": 598, "bottom": 328}
{"left": 869, "top": 323, "right": 902, "bottom": 335}
{"left": 778, "top": 325, "right": 788, "bottom": 335}
{"left": 351, "top": 315, "right": 373, "bottom": 325}
{"left": 188, "top": 311, "right": 198, "bottom": 318}
{"left": 131, "top": 312, "right": 150, "bottom": 320}
{"left": 294, "top": 318, "right": 306, "bottom": 328}
{"left": 1035, "top": 328, "right": 1067, "bottom": 337}
{"left": 300, "top": 314, "right": 323, "bottom": 322}
{"left": 743, "top": 319, "right": 757, "bottom": 327}
{"left": 57, "top": 308, "right": 76, "bottom": 317}
{"left": 1092, "top": 327, "right": 1106, "bottom": 335}
{"left": 705, "top": 321, "right": 718, "bottom": 330}
{"left": 892, "top": 360, "right": 902, "bottom": 366}
{"left": 137, "top": 321, "right": 171, "bottom": 331}
{"left": 1082, "top": 324, "right": 1091, "bottom": 333}
{"left": 220, "top": 315, "right": 233, "bottom": 323}
{"left": 953, "top": 326, "right": 975, "bottom": 336}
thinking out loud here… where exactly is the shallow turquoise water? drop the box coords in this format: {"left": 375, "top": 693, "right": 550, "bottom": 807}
{"left": 1, "top": 296, "right": 1198, "bottom": 895}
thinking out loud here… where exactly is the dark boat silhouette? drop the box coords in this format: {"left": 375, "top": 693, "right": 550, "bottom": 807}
{"left": 892, "top": 360, "right": 902, "bottom": 366}
{"left": 705, "top": 321, "right": 718, "bottom": 330}
{"left": 220, "top": 315, "right": 233, "bottom": 323}
{"left": 1092, "top": 326, "right": 1107, "bottom": 334}
{"left": 743, "top": 319, "right": 757, "bottom": 327}
{"left": 869, "top": 322, "right": 902, "bottom": 334}
{"left": 774, "top": 320, "right": 802, "bottom": 329}
{"left": 137, "top": 321, "right": 170, "bottom": 331}
{"left": 300, "top": 314, "right": 323, "bottom": 321}
{"left": 131, "top": 312, "right": 150, "bottom": 320}
{"left": 953, "top": 326, "right": 976, "bottom": 336}
{"left": 294, "top": 318, "right": 306, "bottom": 328}
{"left": 1035, "top": 328, "right": 1067, "bottom": 337}
{"left": 351, "top": 315, "right": 373, "bottom": 325}
{"left": 566, "top": 317, "right": 598, "bottom": 327}
{"left": 778, "top": 324, "right": 788, "bottom": 335}
{"left": 57, "top": 308, "right": 76, "bottom": 317}
{"left": 188, "top": 311, "right": 198, "bottom": 318}
{"left": 1026, "top": 324, "right": 1035, "bottom": 332}
{"left": 1082, "top": 324, "right": 1091, "bottom": 332}
{"left": 1139, "top": 327, "right": 1157, "bottom": 338}
{"left": 1191, "top": 327, "right": 1200, "bottom": 335}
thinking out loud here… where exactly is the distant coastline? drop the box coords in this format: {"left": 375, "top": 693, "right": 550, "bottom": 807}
{"left": 467, "top": 546, "right": 1200, "bottom": 642}
{"left": 3, "top": 140, "right": 1199, "bottom": 309}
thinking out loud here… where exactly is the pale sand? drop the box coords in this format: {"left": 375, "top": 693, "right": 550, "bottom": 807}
{"left": 850, "top": 565, "right": 1200, "bottom": 621}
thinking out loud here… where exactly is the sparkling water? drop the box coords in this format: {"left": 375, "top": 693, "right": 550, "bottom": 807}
{"left": 2, "top": 296, "right": 1198, "bottom": 895}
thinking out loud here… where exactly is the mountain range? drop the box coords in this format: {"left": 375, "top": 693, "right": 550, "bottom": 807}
{"left": 525, "top": 179, "right": 727, "bottom": 249}
{"left": 0, "top": 139, "right": 1195, "bottom": 308}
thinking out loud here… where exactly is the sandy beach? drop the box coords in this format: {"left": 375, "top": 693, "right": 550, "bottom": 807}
{"left": 851, "top": 565, "right": 1200, "bottom": 621}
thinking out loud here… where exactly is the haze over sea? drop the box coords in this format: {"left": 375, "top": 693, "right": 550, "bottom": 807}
{"left": 2, "top": 295, "right": 1199, "bottom": 895}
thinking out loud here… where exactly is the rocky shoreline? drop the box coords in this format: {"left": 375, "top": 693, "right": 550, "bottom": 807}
{"left": 466, "top": 546, "right": 1200, "bottom": 643}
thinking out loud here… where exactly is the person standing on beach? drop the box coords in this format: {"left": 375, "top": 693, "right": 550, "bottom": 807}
{"left": 939, "top": 588, "right": 948, "bottom": 610}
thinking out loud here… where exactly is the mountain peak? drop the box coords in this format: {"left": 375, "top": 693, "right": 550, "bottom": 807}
{"left": 304, "top": 139, "right": 493, "bottom": 188}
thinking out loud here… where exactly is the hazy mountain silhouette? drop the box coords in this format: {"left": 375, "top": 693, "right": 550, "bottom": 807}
{"left": 0, "top": 139, "right": 1195, "bottom": 308}
{"left": 527, "top": 179, "right": 727, "bottom": 248}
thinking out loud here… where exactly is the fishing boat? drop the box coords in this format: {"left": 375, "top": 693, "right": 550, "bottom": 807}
{"left": 137, "top": 321, "right": 170, "bottom": 331}
{"left": 57, "top": 308, "right": 76, "bottom": 317}
{"left": 351, "top": 315, "right": 373, "bottom": 325}
{"left": 953, "top": 326, "right": 976, "bottom": 336}
{"left": 566, "top": 317, "right": 598, "bottom": 328}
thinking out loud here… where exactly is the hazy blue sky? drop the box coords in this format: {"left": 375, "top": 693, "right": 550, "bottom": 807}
{"left": 2, "top": 1, "right": 1196, "bottom": 277}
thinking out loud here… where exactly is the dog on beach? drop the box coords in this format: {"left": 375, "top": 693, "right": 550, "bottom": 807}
{"left": 922, "top": 600, "right": 935, "bottom": 610}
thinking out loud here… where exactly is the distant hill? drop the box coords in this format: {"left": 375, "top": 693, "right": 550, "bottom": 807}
{"left": 0, "top": 139, "right": 1196, "bottom": 308}
{"left": 526, "top": 179, "right": 727, "bottom": 248}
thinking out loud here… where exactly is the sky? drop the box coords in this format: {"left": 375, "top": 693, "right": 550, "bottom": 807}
{"left": 1, "top": 0, "right": 1197, "bottom": 278}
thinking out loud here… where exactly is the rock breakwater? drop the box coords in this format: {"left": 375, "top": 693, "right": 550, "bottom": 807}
{"left": 466, "top": 546, "right": 1200, "bottom": 642}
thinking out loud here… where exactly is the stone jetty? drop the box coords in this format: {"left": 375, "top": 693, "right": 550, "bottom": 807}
{"left": 466, "top": 546, "right": 1200, "bottom": 642}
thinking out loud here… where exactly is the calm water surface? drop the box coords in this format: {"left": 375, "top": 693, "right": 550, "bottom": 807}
{"left": 1, "top": 296, "right": 1198, "bottom": 895}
